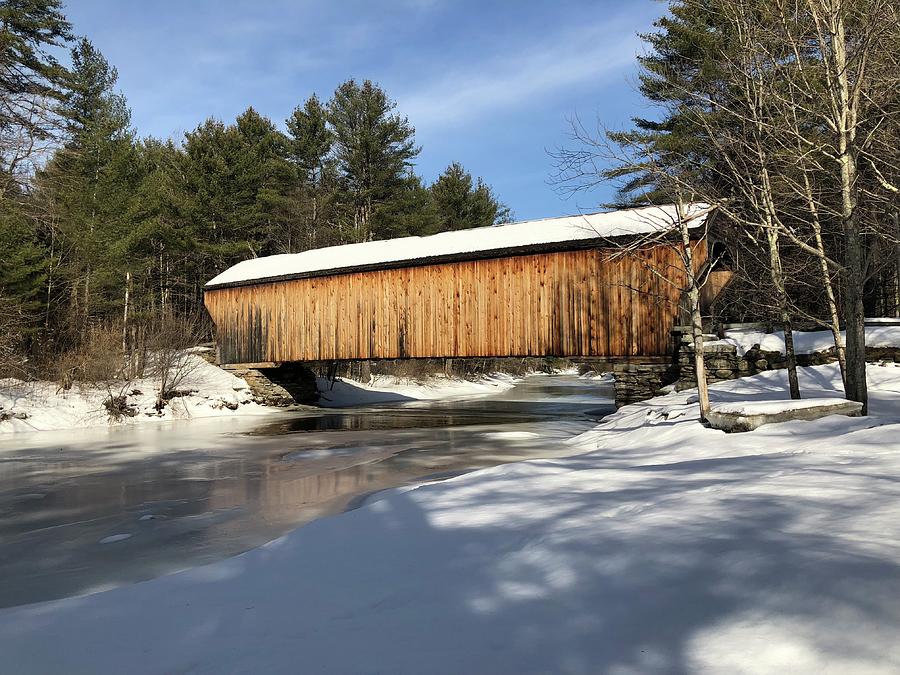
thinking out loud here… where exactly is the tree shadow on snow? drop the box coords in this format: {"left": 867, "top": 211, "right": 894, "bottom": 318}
{"left": 5, "top": 438, "right": 900, "bottom": 674}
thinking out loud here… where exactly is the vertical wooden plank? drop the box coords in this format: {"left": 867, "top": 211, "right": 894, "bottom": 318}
{"left": 588, "top": 250, "right": 599, "bottom": 356}
{"left": 574, "top": 251, "right": 584, "bottom": 356}
{"left": 606, "top": 255, "right": 620, "bottom": 357}
{"left": 206, "top": 241, "right": 702, "bottom": 366}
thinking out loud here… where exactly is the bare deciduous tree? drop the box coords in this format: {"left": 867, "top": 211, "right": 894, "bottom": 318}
{"left": 554, "top": 125, "right": 718, "bottom": 419}
{"left": 144, "top": 314, "right": 203, "bottom": 413}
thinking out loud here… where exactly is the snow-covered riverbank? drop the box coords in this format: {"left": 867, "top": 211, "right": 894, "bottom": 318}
{"left": 0, "top": 356, "right": 532, "bottom": 434}
{"left": 3, "top": 362, "right": 899, "bottom": 673}
{"left": 0, "top": 353, "right": 267, "bottom": 433}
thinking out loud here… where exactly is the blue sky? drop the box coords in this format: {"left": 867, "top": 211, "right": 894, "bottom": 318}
{"left": 64, "top": 1, "right": 664, "bottom": 220}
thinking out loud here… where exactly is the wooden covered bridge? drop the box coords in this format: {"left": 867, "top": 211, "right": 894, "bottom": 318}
{"left": 204, "top": 204, "right": 727, "bottom": 368}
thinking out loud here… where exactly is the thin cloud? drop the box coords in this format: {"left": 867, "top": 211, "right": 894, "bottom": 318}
{"left": 398, "top": 19, "right": 645, "bottom": 130}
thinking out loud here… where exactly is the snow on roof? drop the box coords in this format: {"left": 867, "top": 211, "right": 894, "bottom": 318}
{"left": 205, "top": 202, "right": 713, "bottom": 288}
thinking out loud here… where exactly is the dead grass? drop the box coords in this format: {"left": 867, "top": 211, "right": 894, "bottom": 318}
{"left": 52, "top": 324, "right": 125, "bottom": 390}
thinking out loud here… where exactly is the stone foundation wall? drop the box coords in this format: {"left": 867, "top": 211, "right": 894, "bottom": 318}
{"left": 612, "top": 363, "right": 678, "bottom": 407}
{"left": 674, "top": 334, "right": 747, "bottom": 390}
{"left": 611, "top": 330, "right": 900, "bottom": 408}
{"left": 674, "top": 331, "right": 900, "bottom": 390}
{"left": 221, "top": 363, "right": 319, "bottom": 406}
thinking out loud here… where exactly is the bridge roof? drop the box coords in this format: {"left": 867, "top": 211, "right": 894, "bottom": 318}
{"left": 205, "top": 202, "right": 712, "bottom": 289}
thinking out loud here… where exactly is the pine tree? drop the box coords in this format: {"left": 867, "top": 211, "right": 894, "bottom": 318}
{"left": 0, "top": 0, "right": 72, "bottom": 195}
{"left": 377, "top": 173, "right": 438, "bottom": 238}
{"left": 35, "top": 37, "right": 138, "bottom": 331}
{"left": 285, "top": 94, "right": 339, "bottom": 250}
{"left": 0, "top": 0, "right": 72, "bottom": 357}
{"left": 121, "top": 137, "right": 194, "bottom": 320}
{"left": 0, "top": 195, "right": 45, "bottom": 324}
{"left": 328, "top": 79, "right": 419, "bottom": 242}
{"left": 429, "top": 162, "right": 509, "bottom": 232}
{"left": 175, "top": 108, "right": 294, "bottom": 280}
{"left": 287, "top": 94, "right": 332, "bottom": 178}
{"left": 231, "top": 107, "right": 294, "bottom": 256}
{"left": 604, "top": 1, "right": 737, "bottom": 206}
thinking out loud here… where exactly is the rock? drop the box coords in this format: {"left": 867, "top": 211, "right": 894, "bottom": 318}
{"left": 706, "top": 399, "right": 863, "bottom": 433}
{"left": 703, "top": 343, "right": 736, "bottom": 354}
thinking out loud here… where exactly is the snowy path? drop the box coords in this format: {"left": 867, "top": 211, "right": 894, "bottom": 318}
{"left": 3, "top": 365, "right": 900, "bottom": 673}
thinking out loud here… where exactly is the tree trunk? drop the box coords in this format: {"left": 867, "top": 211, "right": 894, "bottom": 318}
{"left": 781, "top": 315, "right": 801, "bottom": 398}
{"left": 689, "top": 283, "right": 711, "bottom": 421}
{"left": 679, "top": 201, "right": 710, "bottom": 420}
{"left": 765, "top": 227, "right": 801, "bottom": 399}
{"left": 843, "top": 224, "right": 868, "bottom": 413}
{"left": 759, "top": 163, "right": 802, "bottom": 401}
{"left": 814, "top": 232, "right": 847, "bottom": 388}
{"left": 122, "top": 270, "right": 132, "bottom": 377}
{"left": 802, "top": 172, "right": 847, "bottom": 387}
{"left": 831, "top": 8, "right": 868, "bottom": 413}
{"left": 893, "top": 212, "right": 900, "bottom": 318}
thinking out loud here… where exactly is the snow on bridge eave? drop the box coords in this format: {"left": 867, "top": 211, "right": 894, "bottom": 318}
{"left": 204, "top": 202, "right": 714, "bottom": 290}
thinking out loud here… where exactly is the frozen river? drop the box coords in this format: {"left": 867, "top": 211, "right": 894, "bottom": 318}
{"left": 0, "top": 373, "right": 614, "bottom": 608}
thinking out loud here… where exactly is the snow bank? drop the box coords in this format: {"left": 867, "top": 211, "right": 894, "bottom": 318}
{"left": 3, "top": 362, "right": 900, "bottom": 673}
{"left": 709, "top": 396, "right": 852, "bottom": 416}
{"left": 707, "top": 396, "right": 864, "bottom": 432}
{"left": 721, "top": 324, "right": 900, "bottom": 356}
{"left": 0, "top": 352, "right": 267, "bottom": 434}
{"left": 316, "top": 373, "right": 518, "bottom": 407}
{"left": 206, "top": 203, "right": 711, "bottom": 287}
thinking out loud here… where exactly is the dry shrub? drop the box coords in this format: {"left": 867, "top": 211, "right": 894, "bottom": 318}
{"left": 144, "top": 314, "right": 204, "bottom": 411}
{"left": 0, "top": 294, "right": 28, "bottom": 380}
{"left": 102, "top": 388, "right": 138, "bottom": 420}
{"left": 53, "top": 324, "right": 125, "bottom": 390}
{"left": 47, "top": 313, "right": 206, "bottom": 418}
{"left": 381, "top": 359, "right": 441, "bottom": 384}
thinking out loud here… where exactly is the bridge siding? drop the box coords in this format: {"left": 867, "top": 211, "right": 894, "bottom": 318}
{"left": 205, "top": 245, "right": 699, "bottom": 365}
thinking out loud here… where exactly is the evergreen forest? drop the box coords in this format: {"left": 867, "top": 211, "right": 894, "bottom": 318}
{"left": 0, "top": 0, "right": 509, "bottom": 379}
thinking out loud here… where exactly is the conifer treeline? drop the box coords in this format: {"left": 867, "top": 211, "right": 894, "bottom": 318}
{"left": 0, "top": 1, "right": 509, "bottom": 371}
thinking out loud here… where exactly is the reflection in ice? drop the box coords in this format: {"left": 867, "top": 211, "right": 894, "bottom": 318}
{"left": 0, "top": 373, "right": 613, "bottom": 608}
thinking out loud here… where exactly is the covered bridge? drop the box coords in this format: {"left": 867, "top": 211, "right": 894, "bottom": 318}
{"left": 204, "top": 204, "right": 725, "bottom": 367}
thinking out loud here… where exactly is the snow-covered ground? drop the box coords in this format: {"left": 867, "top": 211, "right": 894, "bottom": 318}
{"left": 1, "top": 357, "right": 563, "bottom": 433}
{"left": 719, "top": 323, "right": 900, "bottom": 355}
{"left": 0, "top": 352, "right": 266, "bottom": 434}
{"left": 3, "top": 362, "right": 900, "bottom": 673}
{"left": 316, "top": 372, "right": 520, "bottom": 407}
